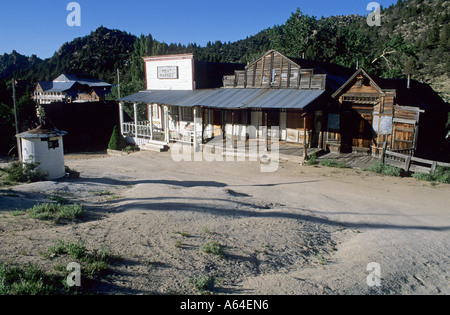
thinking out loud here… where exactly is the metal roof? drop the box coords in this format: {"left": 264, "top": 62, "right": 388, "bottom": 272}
{"left": 118, "top": 88, "right": 325, "bottom": 110}
{"left": 54, "top": 74, "right": 113, "bottom": 87}
{"left": 16, "top": 127, "right": 68, "bottom": 139}
{"left": 38, "top": 81, "right": 77, "bottom": 92}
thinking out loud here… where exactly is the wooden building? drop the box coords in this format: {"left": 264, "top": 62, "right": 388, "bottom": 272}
{"left": 34, "top": 73, "right": 112, "bottom": 104}
{"left": 223, "top": 50, "right": 327, "bottom": 90}
{"left": 118, "top": 50, "right": 447, "bottom": 160}
{"left": 118, "top": 50, "right": 352, "bottom": 152}
{"left": 330, "top": 68, "right": 448, "bottom": 158}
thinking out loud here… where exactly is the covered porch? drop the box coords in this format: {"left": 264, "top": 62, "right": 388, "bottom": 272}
{"left": 118, "top": 88, "right": 327, "bottom": 154}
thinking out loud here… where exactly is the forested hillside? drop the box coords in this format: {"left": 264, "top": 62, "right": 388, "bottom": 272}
{"left": 14, "top": 26, "right": 137, "bottom": 84}
{"left": 190, "top": 0, "right": 450, "bottom": 100}
{"left": 0, "top": 51, "right": 42, "bottom": 80}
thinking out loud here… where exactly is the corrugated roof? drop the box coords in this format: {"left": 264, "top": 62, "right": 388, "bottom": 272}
{"left": 119, "top": 88, "right": 325, "bottom": 110}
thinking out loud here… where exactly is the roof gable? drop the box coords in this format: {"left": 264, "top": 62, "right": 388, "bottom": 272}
{"left": 246, "top": 50, "right": 300, "bottom": 70}
{"left": 37, "top": 81, "right": 77, "bottom": 92}
{"left": 52, "top": 73, "right": 112, "bottom": 88}
{"left": 53, "top": 74, "right": 74, "bottom": 82}
{"left": 332, "top": 68, "right": 385, "bottom": 99}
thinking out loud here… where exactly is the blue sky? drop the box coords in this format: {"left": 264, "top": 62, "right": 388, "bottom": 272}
{"left": 0, "top": 0, "right": 397, "bottom": 59}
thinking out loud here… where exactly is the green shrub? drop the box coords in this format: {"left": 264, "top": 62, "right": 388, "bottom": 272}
{"left": 0, "top": 262, "right": 62, "bottom": 295}
{"left": 305, "top": 153, "right": 318, "bottom": 165}
{"left": 0, "top": 161, "right": 46, "bottom": 184}
{"left": 188, "top": 276, "right": 213, "bottom": 294}
{"left": 48, "top": 240, "right": 112, "bottom": 277}
{"left": 412, "top": 166, "right": 450, "bottom": 184}
{"left": 48, "top": 240, "right": 87, "bottom": 260}
{"left": 319, "top": 158, "right": 349, "bottom": 169}
{"left": 27, "top": 203, "right": 83, "bottom": 223}
{"left": 382, "top": 164, "right": 403, "bottom": 177}
{"left": 368, "top": 161, "right": 402, "bottom": 177}
{"left": 1, "top": 240, "right": 113, "bottom": 295}
{"left": 412, "top": 172, "right": 433, "bottom": 181}
{"left": 108, "top": 125, "right": 125, "bottom": 151}
{"left": 320, "top": 159, "right": 336, "bottom": 167}
{"left": 368, "top": 161, "right": 385, "bottom": 173}
{"left": 433, "top": 166, "right": 450, "bottom": 184}
{"left": 201, "top": 242, "right": 224, "bottom": 258}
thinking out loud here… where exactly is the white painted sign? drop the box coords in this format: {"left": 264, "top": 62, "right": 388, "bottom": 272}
{"left": 158, "top": 66, "right": 179, "bottom": 79}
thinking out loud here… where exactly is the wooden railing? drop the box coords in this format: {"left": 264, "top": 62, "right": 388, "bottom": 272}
{"left": 122, "top": 121, "right": 164, "bottom": 138}
{"left": 390, "top": 148, "right": 415, "bottom": 156}
{"left": 170, "top": 129, "right": 196, "bottom": 144}
{"left": 381, "top": 150, "right": 450, "bottom": 174}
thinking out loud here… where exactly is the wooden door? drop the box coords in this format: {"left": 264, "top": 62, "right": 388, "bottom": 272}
{"left": 392, "top": 122, "right": 416, "bottom": 152}
{"left": 342, "top": 111, "right": 373, "bottom": 151}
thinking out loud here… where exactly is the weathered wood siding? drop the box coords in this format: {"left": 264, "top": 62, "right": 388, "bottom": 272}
{"left": 224, "top": 50, "right": 326, "bottom": 90}
{"left": 391, "top": 105, "right": 422, "bottom": 152}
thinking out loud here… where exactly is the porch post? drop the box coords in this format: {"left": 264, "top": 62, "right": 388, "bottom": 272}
{"left": 193, "top": 106, "right": 201, "bottom": 152}
{"left": 164, "top": 105, "right": 170, "bottom": 144}
{"left": 303, "top": 114, "right": 308, "bottom": 160}
{"left": 119, "top": 102, "right": 124, "bottom": 136}
{"left": 232, "top": 111, "right": 235, "bottom": 146}
{"left": 264, "top": 111, "right": 268, "bottom": 151}
{"left": 133, "top": 103, "right": 139, "bottom": 145}
{"left": 149, "top": 103, "right": 153, "bottom": 141}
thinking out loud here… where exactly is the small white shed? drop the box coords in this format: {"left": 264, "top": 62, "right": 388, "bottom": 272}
{"left": 16, "top": 126, "right": 68, "bottom": 180}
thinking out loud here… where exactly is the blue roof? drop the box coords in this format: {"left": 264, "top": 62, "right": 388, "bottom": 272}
{"left": 38, "top": 74, "right": 113, "bottom": 93}
{"left": 38, "top": 81, "right": 77, "bottom": 92}
{"left": 54, "top": 73, "right": 112, "bottom": 87}
{"left": 119, "top": 88, "right": 325, "bottom": 110}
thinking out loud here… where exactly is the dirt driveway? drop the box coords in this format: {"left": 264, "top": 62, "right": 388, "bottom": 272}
{"left": 1, "top": 151, "right": 449, "bottom": 295}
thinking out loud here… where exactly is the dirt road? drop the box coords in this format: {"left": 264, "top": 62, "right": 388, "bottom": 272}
{"left": 1, "top": 151, "right": 449, "bottom": 294}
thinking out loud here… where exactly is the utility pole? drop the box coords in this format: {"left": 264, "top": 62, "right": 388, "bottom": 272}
{"left": 12, "top": 78, "right": 22, "bottom": 162}
{"left": 117, "top": 69, "right": 121, "bottom": 100}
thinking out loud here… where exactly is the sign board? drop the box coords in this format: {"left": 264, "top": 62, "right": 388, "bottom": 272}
{"left": 157, "top": 66, "right": 179, "bottom": 79}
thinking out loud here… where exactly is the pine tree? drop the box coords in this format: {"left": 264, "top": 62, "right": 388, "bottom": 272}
{"left": 108, "top": 125, "right": 125, "bottom": 151}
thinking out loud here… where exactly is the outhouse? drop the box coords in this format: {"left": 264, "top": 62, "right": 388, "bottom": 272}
{"left": 16, "top": 125, "right": 68, "bottom": 180}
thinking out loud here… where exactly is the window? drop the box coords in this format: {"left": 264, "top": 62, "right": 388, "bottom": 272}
{"left": 152, "top": 104, "right": 160, "bottom": 119}
{"left": 182, "top": 107, "right": 193, "bottom": 121}
{"left": 46, "top": 138, "right": 60, "bottom": 150}
{"left": 373, "top": 115, "right": 392, "bottom": 135}
{"left": 327, "top": 114, "right": 340, "bottom": 131}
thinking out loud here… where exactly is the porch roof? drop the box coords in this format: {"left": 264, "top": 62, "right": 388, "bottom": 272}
{"left": 118, "top": 88, "right": 325, "bottom": 110}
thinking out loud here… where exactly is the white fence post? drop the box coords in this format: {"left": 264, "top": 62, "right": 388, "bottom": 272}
{"left": 133, "top": 103, "right": 138, "bottom": 145}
